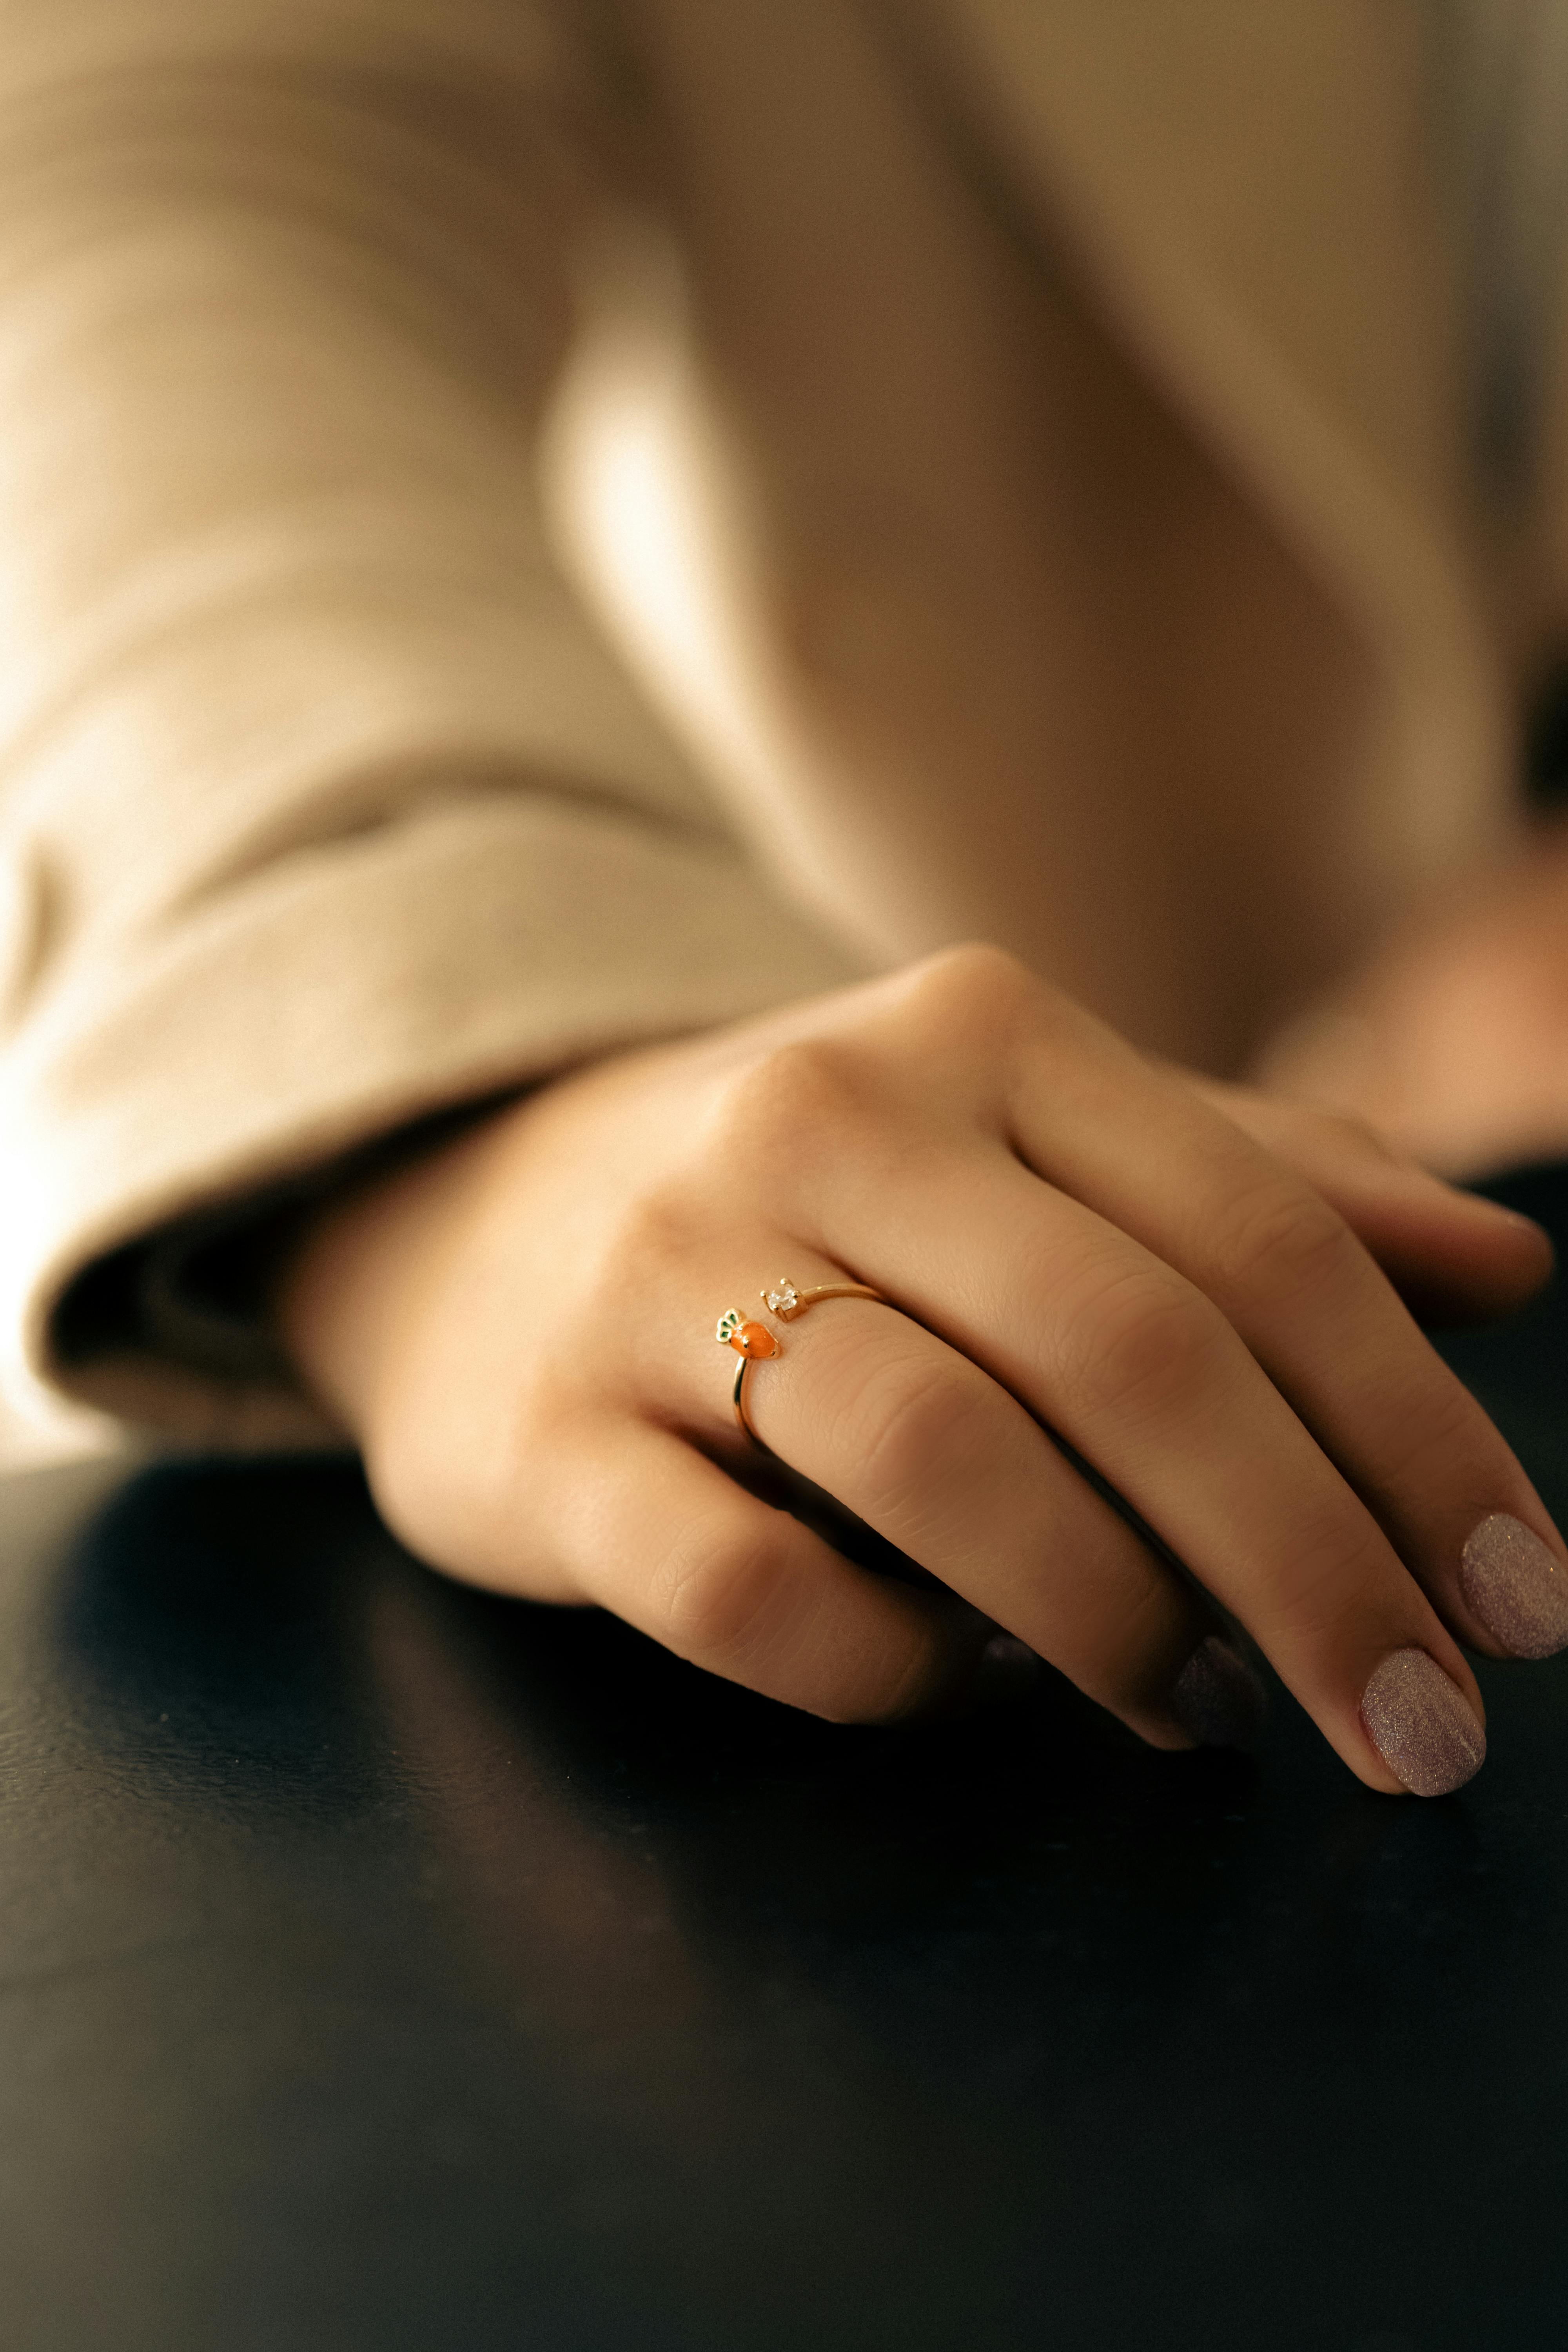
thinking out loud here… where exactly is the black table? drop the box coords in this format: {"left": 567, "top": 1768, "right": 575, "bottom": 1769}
{"left": 5, "top": 1167, "right": 1568, "bottom": 2352}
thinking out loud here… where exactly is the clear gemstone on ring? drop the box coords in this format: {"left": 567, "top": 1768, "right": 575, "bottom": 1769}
{"left": 763, "top": 1279, "right": 800, "bottom": 1316}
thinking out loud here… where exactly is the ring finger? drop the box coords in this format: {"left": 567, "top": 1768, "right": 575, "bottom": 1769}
{"left": 662, "top": 1252, "right": 1261, "bottom": 1751}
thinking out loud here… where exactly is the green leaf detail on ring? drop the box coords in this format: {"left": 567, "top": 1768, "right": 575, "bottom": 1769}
{"left": 715, "top": 1309, "right": 743, "bottom": 1345}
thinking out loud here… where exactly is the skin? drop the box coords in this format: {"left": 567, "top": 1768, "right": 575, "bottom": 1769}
{"left": 1259, "top": 811, "right": 1568, "bottom": 1180}
{"left": 267, "top": 0, "right": 1568, "bottom": 1794}
{"left": 277, "top": 942, "right": 1561, "bottom": 1793}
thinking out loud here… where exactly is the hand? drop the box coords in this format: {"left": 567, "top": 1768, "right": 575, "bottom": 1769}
{"left": 278, "top": 946, "right": 1561, "bottom": 1795}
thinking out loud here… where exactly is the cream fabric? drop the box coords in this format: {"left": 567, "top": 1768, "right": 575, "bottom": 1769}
{"left": 1425, "top": 0, "right": 1568, "bottom": 497}
{"left": 0, "top": 1, "right": 1542, "bottom": 1437}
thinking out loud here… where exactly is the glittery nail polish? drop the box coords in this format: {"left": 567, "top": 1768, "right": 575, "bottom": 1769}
{"left": 1171, "top": 1635, "right": 1267, "bottom": 1751}
{"left": 1460, "top": 1512, "right": 1568, "bottom": 1659}
{"left": 1360, "top": 1649, "right": 1486, "bottom": 1796}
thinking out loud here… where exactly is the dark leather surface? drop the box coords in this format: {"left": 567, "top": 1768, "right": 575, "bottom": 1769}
{"left": 5, "top": 1168, "right": 1568, "bottom": 2352}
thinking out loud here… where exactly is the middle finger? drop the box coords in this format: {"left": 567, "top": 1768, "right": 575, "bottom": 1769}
{"left": 1004, "top": 1014, "right": 1568, "bottom": 1662}
{"left": 804, "top": 1144, "right": 1486, "bottom": 1793}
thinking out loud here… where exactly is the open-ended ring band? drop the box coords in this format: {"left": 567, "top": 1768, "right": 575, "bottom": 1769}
{"left": 716, "top": 1276, "right": 887, "bottom": 1453}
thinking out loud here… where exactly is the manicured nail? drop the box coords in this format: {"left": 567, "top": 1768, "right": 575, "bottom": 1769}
{"left": 1170, "top": 1635, "right": 1267, "bottom": 1751}
{"left": 961, "top": 1633, "right": 1042, "bottom": 1713}
{"left": 1360, "top": 1649, "right": 1486, "bottom": 1795}
{"left": 1460, "top": 1512, "right": 1568, "bottom": 1659}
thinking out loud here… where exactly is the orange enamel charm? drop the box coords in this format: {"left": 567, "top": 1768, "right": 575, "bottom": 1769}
{"left": 717, "top": 1312, "right": 778, "bottom": 1359}
{"left": 716, "top": 1279, "right": 886, "bottom": 1454}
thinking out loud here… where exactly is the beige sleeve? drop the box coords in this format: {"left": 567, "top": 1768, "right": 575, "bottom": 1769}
{"left": 0, "top": 1, "right": 857, "bottom": 1442}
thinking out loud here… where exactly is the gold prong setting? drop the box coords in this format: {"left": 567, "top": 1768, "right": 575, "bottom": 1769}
{"left": 714, "top": 1276, "right": 890, "bottom": 1452}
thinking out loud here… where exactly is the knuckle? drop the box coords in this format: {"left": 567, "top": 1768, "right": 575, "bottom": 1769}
{"left": 1374, "top": 1363, "right": 1496, "bottom": 1494}
{"left": 365, "top": 1427, "right": 491, "bottom": 1582}
{"left": 651, "top": 1514, "right": 784, "bottom": 1664}
{"left": 361, "top": 1436, "right": 431, "bottom": 1557}
{"left": 1267, "top": 1507, "right": 1392, "bottom": 1646}
{"left": 713, "top": 1037, "right": 866, "bottom": 1160}
{"left": 596, "top": 1180, "right": 705, "bottom": 1289}
{"left": 365, "top": 1381, "right": 546, "bottom": 1578}
{"left": 849, "top": 1347, "right": 993, "bottom": 1523}
{"left": 1211, "top": 1176, "right": 1358, "bottom": 1307}
{"left": 1313, "top": 1106, "right": 1399, "bottom": 1163}
{"left": 1054, "top": 1268, "right": 1225, "bottom": 1422}
{"left": 893, "top": 941, "right": 1036, "bottom": 1042}
{"left": 361, "top": 1392, "right": 463, "bottom": 1555}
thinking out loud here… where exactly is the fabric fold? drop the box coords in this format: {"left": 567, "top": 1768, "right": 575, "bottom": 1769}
{"left": 9, "top": 788, "right": 857, "bottom": 1437}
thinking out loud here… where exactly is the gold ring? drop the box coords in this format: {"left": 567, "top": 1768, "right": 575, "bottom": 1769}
{"left": 716, "top": 1276, "right": 887, "bottom": 1453}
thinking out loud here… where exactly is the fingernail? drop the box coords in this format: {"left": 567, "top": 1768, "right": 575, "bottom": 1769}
{"left": 1488, "top": 1204, "right": 1552, "bottom": 1240}
{"left": 1488, "top": 1206, "right": 1556, "bottom": 1267}
{"left": 1360, "top": 1649, "right": 1486, "bottom": 1795}
{"left": 939, "top": 1633, "right": 1043, "bottom": 1719}
{"left": 1460, "top": 1512, "right": 1568, "bottom": 1659}
{"left": 1170, "top": 1635, "right": 1267, "bottom": 1751}
{"left": 971, "top": 1633, "right": 1042, "bottom": 1706}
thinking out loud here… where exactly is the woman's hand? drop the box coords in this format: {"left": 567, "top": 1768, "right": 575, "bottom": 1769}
{"left": 278, "top": 946, "right": 1563, "bottom": 1795}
